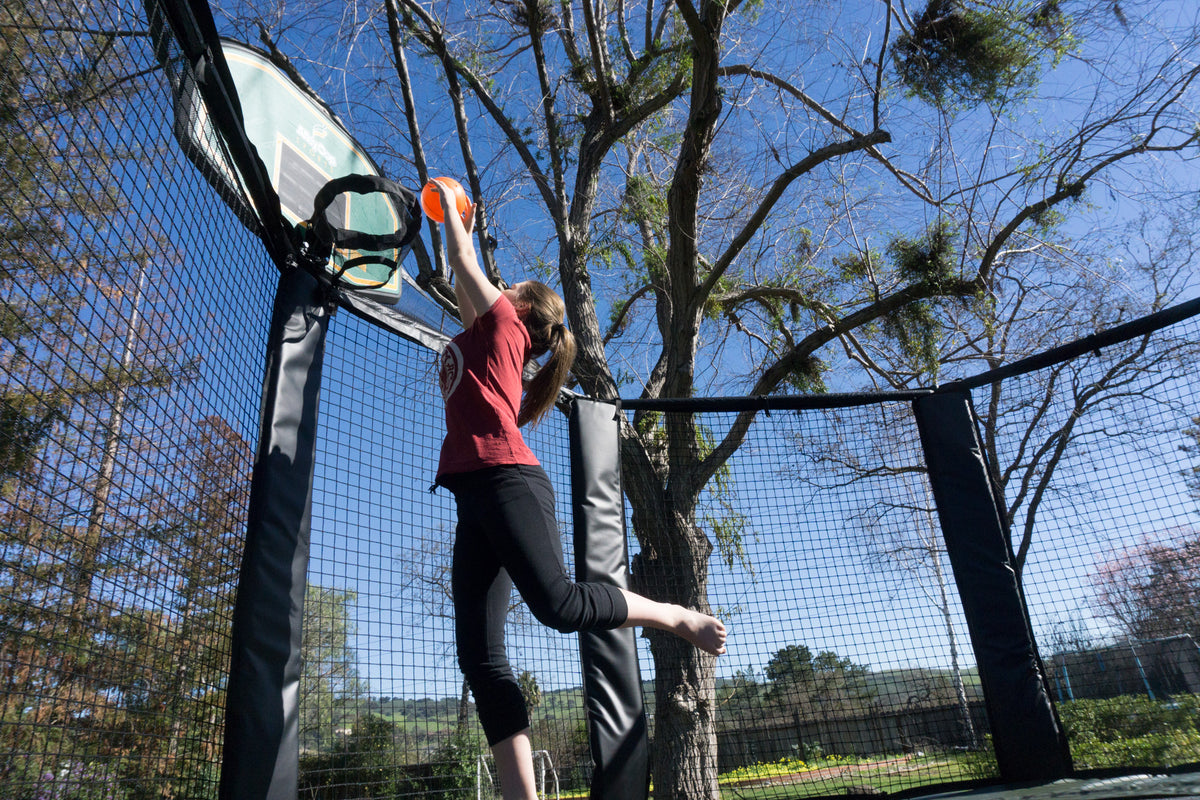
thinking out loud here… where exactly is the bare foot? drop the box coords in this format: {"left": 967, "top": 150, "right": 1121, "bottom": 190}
{"left": 616, "top": 589, "right": 728, "bottom": 655}
{"left": 675, "top": 607, "right": 727, "bottom": 656}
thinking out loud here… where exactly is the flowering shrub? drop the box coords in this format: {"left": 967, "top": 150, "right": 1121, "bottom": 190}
{"left": 32, "top": 762, "right": 122, "bottom": 800}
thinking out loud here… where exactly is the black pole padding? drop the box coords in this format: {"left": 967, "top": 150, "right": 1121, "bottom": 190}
{"left": 913, "top": 391, "right": 1071, "bottom": 782}
{"left": 569, "top": 399, "right": 650, "bottom": 800}
{"left": 220, "top": 267, "right": 330, "bottom": 800}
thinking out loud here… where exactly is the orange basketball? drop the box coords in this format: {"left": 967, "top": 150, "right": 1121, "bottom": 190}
{"left": 420, "top": 177, "right": 469, "bottom": 224}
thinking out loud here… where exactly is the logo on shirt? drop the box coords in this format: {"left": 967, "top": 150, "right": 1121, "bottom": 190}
{"left": 439, "top": 342, "right": 464, "bottom": 400}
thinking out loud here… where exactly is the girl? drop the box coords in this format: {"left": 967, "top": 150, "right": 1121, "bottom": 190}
{"left": 429, "top": 180, "right": 726, "bottom": 800}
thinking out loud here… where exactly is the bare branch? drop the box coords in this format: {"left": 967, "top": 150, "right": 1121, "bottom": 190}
{"left": 603, "top": 284, "right": 654, "bottom": 345}
{"left": 580, "top": 0, "right": 616, "bottom": 121}
{"left": 382, "top": 0, "right": 447, "bottom": 284}
{"left": 704, "top": 129, "right": 891, "bottom": 295}
{"left": 554, "top": 0, "right": 585, "bottom": 67}
{"left": 616, "top": 0, "right": 636, "bottom": 64}
{"left": 524, "top": 0, "right": 570, "bottom": 222}
{"left": 398, "top": 0, "right": 563, "bottom": 230}
{"left": 718, "top": 64, "right": 936, "bottom": 202}
{"left": 874, "top": 0, "right": 893, "bottom": 131}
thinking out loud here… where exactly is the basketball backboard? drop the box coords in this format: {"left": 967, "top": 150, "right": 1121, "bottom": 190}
{"left": 176, "top": 39, "right": 408, "bottom": 304}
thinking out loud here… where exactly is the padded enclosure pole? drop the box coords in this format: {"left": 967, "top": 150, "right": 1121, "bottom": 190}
{"left": 913, "top": 391, "right": 1070, "bottom": 782}
{"left": 569, "top": 399, "right": 650, "bottom": 800}
{"left": 220, "top": 268, "right": 329, "bottom": 800}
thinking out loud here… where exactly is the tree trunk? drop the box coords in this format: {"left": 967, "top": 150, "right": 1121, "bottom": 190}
{"left": 936, "top": 557, "right": 977, "bottom": 748}
{"left": 648, "top": 632, "right": 720, "bottom": 800}
{"left": 628, "top": 486, "right": 720, "bottom": 799}
{"left": 457, "top": 677, "right": 472, "bottom": 735}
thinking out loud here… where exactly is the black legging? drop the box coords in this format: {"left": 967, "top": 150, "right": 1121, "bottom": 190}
{"left": 442, "top": 464, "right": 628, "bottom": 745}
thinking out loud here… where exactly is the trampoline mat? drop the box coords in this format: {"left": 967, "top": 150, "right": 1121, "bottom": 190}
{"left": 913, "top": 772, "right": 1200, "bottom": 800}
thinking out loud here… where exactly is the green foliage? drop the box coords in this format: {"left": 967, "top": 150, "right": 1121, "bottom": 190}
{"left": 892, "top": 0, "right": 1073, "bottom": 107}
{"left": 716, "top": 668, "right": 767, "bottom": 721}
{"left": 709, "top": 508, "right": 752, "bottom": 572}
{"left": 1058, "top": 694, "right": 1200, "bottom": 769}
{"left": 0, "top": 392, "right": 60, "bottom": 480}
{"left": 888, "top": 220, "right": 958, "bottom": 289}
{"left": 376, "top": 695, "right": 468, "bottom": 723}
{"left": 957, "top": 736, "right": 999, "bottom": 779}
{"left": 518, "top": 670, "right": 542, "bottom": 711}
{"left": 879, "top": 221, "right": 962, "bottom": 377}
{"left": 834, "top": 249, "right": 882, "bottom": 283}
{"left": 1070, "top": 729, "right": 1200, "bottom": 770}
{"left": 299, "top": 715, "right": 413, "bottom": 799}
{"left": 617, "top": 37, "right": 691, "bottom": 114}
{"left": 1029, "top": 205, "right": 1067, "bottom": 235}
{"left": 697, "top": 424, "right": 756, "bottom": 575}
{"left": 717, "top": 753, "right": 855, "bottom": 784}
{"left": 764, "top": 644, "right": 874, "bottom": 714}
{"left": 765, "top": 644, "right": 816, "bottom": 684}
{"left": 782, "top": 355, "right": 828, "bottom": 394}
{"left": 719, "top": 751, "right": 989, "bottom": 797}
{"left": 300, "top": 585, "right": 367, "bottom": 753}
{"left": 425, "top": 728, "right": 480, "bottom": 800}
{"left": 882, "top": 300, "right": 941, "bottom": 376}
{"left": 1, "top": 411, "right": 247, "bottom": 797}
{"left": 621, "top": 174, "right": 670, "bottom": 240}
{"left": 607, "top": 297, "right": 631, "bottom": 334}
{"left": 702, "top": 273, "right": 741, "bottom": 322}
{"left": 1059, "top": 694, "right": 1200, "bottom": 742}
{"left": 363, "top": 687, "right": 595, "bottom": 796}
{"left": 797, "top": 741, "right": 825, "bottom": 762}
{"left": 625, "top": 410, "right": 668, "bottom": 516}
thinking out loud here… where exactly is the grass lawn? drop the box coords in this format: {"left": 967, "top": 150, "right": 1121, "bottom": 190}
{"left": 556, "top": 753, "right": 990, "bottom": 799}
{"left": 715, "top": 753, "right": 983, "bottom": 799}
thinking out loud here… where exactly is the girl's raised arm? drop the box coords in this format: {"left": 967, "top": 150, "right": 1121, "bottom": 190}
{"left": 433, "top": 180, "right": 499, "bottom": 328}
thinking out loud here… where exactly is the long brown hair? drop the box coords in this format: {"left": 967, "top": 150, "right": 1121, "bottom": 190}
{"left": 515, "top": 281, "right": 576, "bottom": 426}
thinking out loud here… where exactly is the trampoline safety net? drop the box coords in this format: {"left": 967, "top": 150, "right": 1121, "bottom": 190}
{"left": 1, "top": 0, "right": 1198, "bottom": 798}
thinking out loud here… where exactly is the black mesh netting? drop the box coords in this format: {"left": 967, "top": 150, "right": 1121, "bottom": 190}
{"left": 1, "top": 0, "right": 272, "bottom": 796}
{"left": 971, "top": 314, "right": 1200, "bottom": 774}
{"left": 1, "top": 0, "right": 1197, "bottom": 797}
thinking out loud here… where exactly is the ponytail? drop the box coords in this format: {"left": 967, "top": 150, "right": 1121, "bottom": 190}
{"left": 514, "top": 283, "right": 576, "bottom": 427}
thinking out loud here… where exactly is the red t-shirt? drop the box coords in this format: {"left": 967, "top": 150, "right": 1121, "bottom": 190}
{"left": 436, "top": 295, "right": 539, "bottom": 479}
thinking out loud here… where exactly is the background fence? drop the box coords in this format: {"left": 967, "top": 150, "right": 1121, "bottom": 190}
{"left": 2, "top": 0, "right": 1199, "bottom": 798}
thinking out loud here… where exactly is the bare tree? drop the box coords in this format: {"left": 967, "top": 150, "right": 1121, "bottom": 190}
{"left": 394, "top": 530, "right": 536, "bottom": 736}
{"left": 971, "top": 212, "right": 1200, "bottom": 578}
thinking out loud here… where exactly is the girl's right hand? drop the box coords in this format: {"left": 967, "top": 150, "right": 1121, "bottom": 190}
{"left": 432, "top": 179, "right": 476, "bottom": 234}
